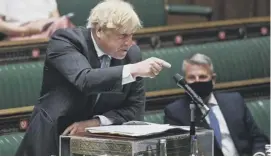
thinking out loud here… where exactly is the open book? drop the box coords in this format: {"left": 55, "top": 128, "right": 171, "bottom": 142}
{"left": 85, "top": 121, "right": 191, "bottom": 137}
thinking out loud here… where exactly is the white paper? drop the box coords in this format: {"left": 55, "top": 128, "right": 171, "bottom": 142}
{"left": 85, "top": 123, "right": 190, "bottom": 137}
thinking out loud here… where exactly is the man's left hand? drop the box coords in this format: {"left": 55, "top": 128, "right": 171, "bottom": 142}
{"left": 62, "top": 118, "right": 100, "bottom": 135}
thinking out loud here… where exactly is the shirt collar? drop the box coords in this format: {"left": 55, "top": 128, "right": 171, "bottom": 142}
{"left": 208, "top": 93, "right": 218, "bottom": 106}
{"left": 91, "top": 31, "right": 111, "bottom": 59}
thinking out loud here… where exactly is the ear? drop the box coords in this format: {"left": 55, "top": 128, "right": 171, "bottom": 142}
{"left": 96, "top": 27, "right": 103, "bottom": 38}
{"left": 212, "top": 73, "right": 217, "bottom": 85}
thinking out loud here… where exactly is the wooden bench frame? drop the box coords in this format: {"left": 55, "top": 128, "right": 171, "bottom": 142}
{"left": 135, "top": 16, "right": 270, "bottom": 35}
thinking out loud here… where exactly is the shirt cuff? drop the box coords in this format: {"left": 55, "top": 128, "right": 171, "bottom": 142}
{"left": 253, "top": 152, "right": 266, "bottom": 156}
{"left": 122, "top": 64, "right": 136, "bottom": 85}
{"left": 94, "top": 115, "right": 113, "bottom": 126}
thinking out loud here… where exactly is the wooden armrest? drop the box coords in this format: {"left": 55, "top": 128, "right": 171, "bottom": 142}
{"left": 135, "top": 16, "right": 270, "bottom": 35}
{"left": 0, "top": 106, "right": 34, "bottom": 117}
{"left": 0, "top": 38, "right": 49, "bottom": 48}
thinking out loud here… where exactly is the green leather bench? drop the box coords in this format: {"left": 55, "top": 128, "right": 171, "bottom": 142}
{"left": 143, "top": 110, "right": 165, "bottom": 124}
{"left": 56, "top": 0, "right": 212, "bottom": 27}
{"left": 247, "top": 99, "right": 270, "bottom": 138}
{"left": 0, "top": 37, "right": 269, "bottom": 110}
{"left": 0, "top": 132, "right": 24, "bottom": 156}
{"left": 143, "top": 36, "right": 270, "bottom": 91}
{"left": 1, "top": 98, "right": 269, "bottom": 156}
{"left": 0, "top": 62, "right": 43, "bottom": 110}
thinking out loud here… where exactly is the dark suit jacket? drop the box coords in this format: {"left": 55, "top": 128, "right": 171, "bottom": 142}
{"left": 16, "top": 27, "right": 145, "bottom": 155}
{"left": 164, "top": 92, "right": 269, "bottom": 156}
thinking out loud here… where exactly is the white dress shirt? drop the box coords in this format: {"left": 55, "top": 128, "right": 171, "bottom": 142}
{"left": 200, "top": 93, "right": 239, "bottom": 156}
{"left": 91, "top": 32, "right": 136, "bottom": 125}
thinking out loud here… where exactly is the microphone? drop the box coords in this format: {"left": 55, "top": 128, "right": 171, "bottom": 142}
{"left": 173, "top": 73, "right": 210, "bottom": 118}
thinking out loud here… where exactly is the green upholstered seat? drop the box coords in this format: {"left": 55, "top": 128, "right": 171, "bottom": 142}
{"left": 0, "top": 132, "right": 24, "bottom": 156}
{"left": 142, "top": 37, "right": 270, "bottom": 91}
{"left": 143, "top": 110, "right": 165, "bottom": 124}
{"left": 0, "top": 37, "right": 269, "bottom": 110}
{"left": 56, "top": 0, "right": 212, "bottom": 27}
{"left": 127, "top": 0, "right": 166, "bottom": 27}
{"left": 246, "top": 98, "right": 270, "bottom": 138}
{"left": 56, "top": 0, "right": 100, "bottom": 27}
{"left": 0, "top": 61, "right": 43, "bottom": 109}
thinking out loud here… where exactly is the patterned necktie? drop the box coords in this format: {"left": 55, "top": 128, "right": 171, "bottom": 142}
{"left": 95, "top": 55, "right": 111, "bottom": 104}
{"left": 208, "top": 104, "right": 222, "bottom": 148}
{"left": 100, "top": 55, "right": 111, "bottom": 68}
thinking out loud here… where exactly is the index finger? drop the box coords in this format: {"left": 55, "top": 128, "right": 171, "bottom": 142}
{"left": 154, "top": 58, "right": 171, "bottom": 68}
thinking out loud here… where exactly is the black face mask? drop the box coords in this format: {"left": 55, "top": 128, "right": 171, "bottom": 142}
{"left": 187, "top": 80, "right": 213, "bottom": 99}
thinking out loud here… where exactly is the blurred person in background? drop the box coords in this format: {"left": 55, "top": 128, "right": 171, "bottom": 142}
{"left": 0, "top": 0, "right": 74, "bottom": 41}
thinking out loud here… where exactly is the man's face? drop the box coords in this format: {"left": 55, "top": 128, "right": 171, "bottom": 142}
{"left": 97, "top": 29, "right": 133, "bottom": 59}
{"left": 184, "top": 63, "right": 216, "bottom": 85}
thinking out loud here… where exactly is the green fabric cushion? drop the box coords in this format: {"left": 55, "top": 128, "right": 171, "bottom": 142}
{"left": 0, "top": 62, "right": 43, "bottom": 109}
{"left": 0, "top": 132, "right": 24, "bottom": 156}
{"left": 127, "top": 0, "right": 166, "bottom": 27}
{"left": 57, "top": 0, "right": 100, "bottom": 26}
{"left": 167, "top": 4, "right": 212, "bottom": 19}
{"left": 246, "top": 98, "right": 270, "bottom": 138}
{"left": 57, "top": 0, "right": 166, "bottom": 27}
{"left": 0, "top": 37, "right": 269, "bottom": 110}
{"left": 143, "top": 110, "right": 165, "bottom": 124}
{"left": 142, "top": 37, "right": 270, "bottom": 91}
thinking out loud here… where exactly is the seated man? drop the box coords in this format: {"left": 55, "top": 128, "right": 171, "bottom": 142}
{"left": 0, "top": 0, "right": 74, "bottom": 41}
{"left": 164, "top": 53, "right": 269, "bottom": 156}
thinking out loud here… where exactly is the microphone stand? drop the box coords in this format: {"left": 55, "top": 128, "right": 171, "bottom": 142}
{"left": 189, "top": 102, "right": 199, "bottom": 156}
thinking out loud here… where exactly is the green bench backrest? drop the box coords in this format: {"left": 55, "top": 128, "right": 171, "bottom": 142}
{"left": 56, "top": 0, "right": 166, "bottom": 27}
{"left": 0, "top": 62, "right": 43, "bottom": 109}
{"left": 246, "top": 99, "right": 270, "bottom": 138}
{"left": 0, "top": 132, "right": 24, "bottom": 156}
{"left": 57, "top": 0, "right": 100, "bottom": 27}
{"left": 142, "top": 37, "right": 270, "bottom": 91}
{"left": 127, "top": 0, "right": 166, "bottom": 27}
{"left": 0, "top": 37, "right": 269, "bottom": 110}
{"left": 143, "top": 110, "right": 165, "bottom": 124}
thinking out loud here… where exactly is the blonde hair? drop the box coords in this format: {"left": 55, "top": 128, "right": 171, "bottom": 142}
{"left": 87, "top": 0, "right": 142, "bottom": 34}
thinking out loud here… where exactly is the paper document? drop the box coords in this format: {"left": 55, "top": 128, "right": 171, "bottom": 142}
{"left": 85, "top": 122, "right": 190, "bottom": 137}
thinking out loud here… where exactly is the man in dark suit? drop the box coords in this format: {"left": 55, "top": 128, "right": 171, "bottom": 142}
{"left": 164, "top": 53, "right": 269, "bottom": 156}
{"left": 16, "top": 0, "right": 171, "bottom": 155}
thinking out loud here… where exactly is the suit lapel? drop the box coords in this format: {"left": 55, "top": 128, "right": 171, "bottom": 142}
{"left": 81, "top": 28, "right": 101, "bottom": 108}
{"left": 82, "top": 28, "right": 101, "bottom": 69}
